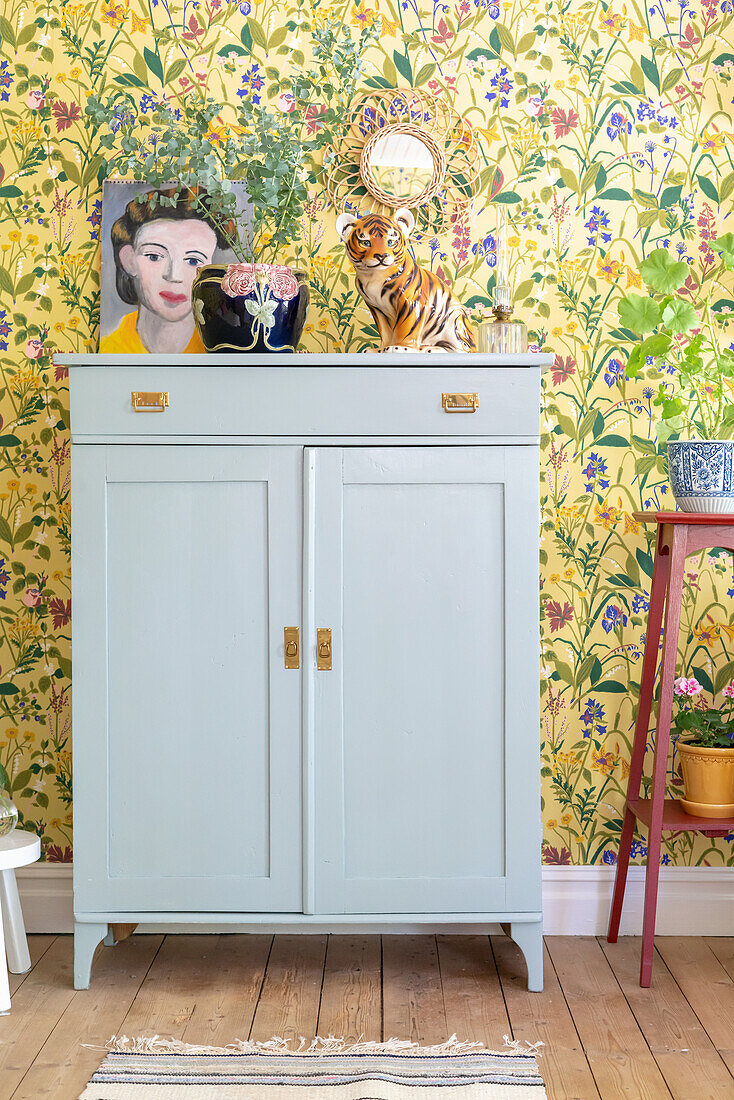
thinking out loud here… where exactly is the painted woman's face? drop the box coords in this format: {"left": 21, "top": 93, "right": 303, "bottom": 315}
{"left": 119, "top": 219, "right": 217, "bottom": 322}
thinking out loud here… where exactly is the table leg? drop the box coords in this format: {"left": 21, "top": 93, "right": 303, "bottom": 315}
{"left": 0, "top": 869, "right": 30, "bottom": 974}
{"left": 0, "top": 891, "right": 10, "bottom": 1013}
{"left": 640, "top": 524, "right": 686, "bottom": 987}
{"left": 608, "top": 537, "right": 671, "bottom": 943}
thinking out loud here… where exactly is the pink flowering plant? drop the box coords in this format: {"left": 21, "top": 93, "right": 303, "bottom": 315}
{"left": 672, "top": 676, "right": 734, "bottom": 748}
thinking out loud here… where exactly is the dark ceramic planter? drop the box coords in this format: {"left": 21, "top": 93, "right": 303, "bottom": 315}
{"left": 192, "top": 263, "right": 309, "bottom": 353}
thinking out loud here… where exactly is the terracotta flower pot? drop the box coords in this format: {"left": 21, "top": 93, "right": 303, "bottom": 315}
{"left": 677, "top": 740, "right": 734, "bottom": 817}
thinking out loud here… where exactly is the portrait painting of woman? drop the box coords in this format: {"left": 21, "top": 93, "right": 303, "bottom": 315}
{"left": 99, "top": 183, "right": 242, "bottom": 354}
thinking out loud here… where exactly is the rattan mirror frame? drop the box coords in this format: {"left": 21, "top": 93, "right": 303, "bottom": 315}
{"left": 325, "top": 89, "right": 480, "bottom": 237}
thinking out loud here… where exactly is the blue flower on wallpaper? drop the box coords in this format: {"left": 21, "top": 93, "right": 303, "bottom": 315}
{"left": 486, "top": 66, "right": 512, "bottom": 108}
{"left": 583, "top": 451, "right": 609, "bottom": 492}
{"left": 630, "top": 840, "right": 648, "bottom": 858}
{"left": 632, "top": 592, "right": 650, "bottom": 613}
{"left": 584, "top": 206, "right": 612, "bottom": 247}
{"left": 602, "top": 849, "right": 617, "bottom": 865}
{"left": 581, "top": 698, "right": 607, "bottom": 739}
{"left": 86, "top": 199, "right": 101, "bottom": 241}
{"left": 607, "top": 111, "right": 632, "bottom": 140}
{"left": 0, "top": 309, "right": 10, "bottom": 352}
{"left": 636, "top": 98, "right": 677, "bottom": 129}
{"left": 238, "top": 63, "right": 264, "bottom": 103}
{"left": 602, "top": 604, "right": 628, "bottom": 633}
{"left": 604, "top": 357, "right": 625, "bottom": 386}
{"left": 472, "top": 234, "right": 497, "bottom": 266}
{"left": 0, "top": 559, "right": 8, "bottom": 600}
{"left": 0, "top": 61, "right": 12, "bottom": 102}
{"left": 475, "top": 0, "right": 500, "bottom": 12}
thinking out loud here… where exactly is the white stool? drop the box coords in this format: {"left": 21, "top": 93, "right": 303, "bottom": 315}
{"left": 0, "top": 831, "right": 40, "bottom": 1012}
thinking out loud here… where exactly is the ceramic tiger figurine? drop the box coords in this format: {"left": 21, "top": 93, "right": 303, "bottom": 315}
{"left": 335, "top": 208, "right": 476, "bottom": 353}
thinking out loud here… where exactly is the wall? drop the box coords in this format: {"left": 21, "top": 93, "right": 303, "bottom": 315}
{"left": 0, "top": 0, "right": 731, "bottom": 864}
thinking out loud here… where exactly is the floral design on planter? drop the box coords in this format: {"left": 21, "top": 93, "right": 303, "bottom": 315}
{"left": 220, "top": 263, "right": 299, "bottom": 304}
{"left": 192, "top": 262, "right": 309, "bottom": 352}
{"left": 667, "top": 440, "right": 734, "bottom": 512}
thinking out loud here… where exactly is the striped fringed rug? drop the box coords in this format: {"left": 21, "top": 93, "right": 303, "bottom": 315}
{"left": 79, "top": 1035, "right": 547, "bottom": 1098}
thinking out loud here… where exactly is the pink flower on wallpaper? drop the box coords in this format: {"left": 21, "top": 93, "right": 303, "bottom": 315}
{"left": 49, "top": 597, "right": 71, "bottom": 629}
{"left": 550, "top": 107, "right": 579, "bottom": 138}
{"left": 543, "top": 845, "right": 572, "bottom": 865}
{"left": 268, "top": 269, "right": 299, "bottom": 300}
{"left": 552, "top": 354, "right": 576, "bottom": 385}
{"left": 26, "top": 89, "right": 45, "bottom": 109}
{"left": 277, "top": 92, "right": 296, "bottom": 113}
{"left": 221, "top": 264, "right": 256, "bottom": 297}
{"left": 25, "top": 339, "right": 44, "bottom": 359}
{"left": 304, "top": 104, "right": 327, "bottom": 134}
{"left": 46, "top": 844, "right": 72, "bottom": 862}
{"left": 52, "top": 100, "right": 82, "bottom": 132}
{"left": 545, "top": 600, "right": 573, "bottom": 632}
{"left": 22, "top": 587, "right": 43, "bottom": 608}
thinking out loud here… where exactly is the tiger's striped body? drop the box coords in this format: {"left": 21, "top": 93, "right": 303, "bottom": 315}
{"left": 336, "top": 209, "right": 476, "bottom": 353}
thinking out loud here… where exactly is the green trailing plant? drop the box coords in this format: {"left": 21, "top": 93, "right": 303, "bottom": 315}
{"left": 85, "top": 3, "right": 380, "bottom": 265}
{"left": 617, "top": 238, "right": 734, "bottom": 444}
{"left": 672, "top": 676, "right": 734, "bottom": 749}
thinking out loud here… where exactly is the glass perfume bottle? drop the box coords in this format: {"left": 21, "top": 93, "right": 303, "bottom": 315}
{"left": 478, "top": 209, "right": 528, "bottom": 354}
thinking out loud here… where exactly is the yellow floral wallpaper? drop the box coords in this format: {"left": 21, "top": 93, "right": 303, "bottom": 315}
{"left": 0, "top": 0, "right": 732, "bottom": 863}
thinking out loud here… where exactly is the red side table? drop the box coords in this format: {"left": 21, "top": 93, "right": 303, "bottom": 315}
{"left": 607, "top": 511, "right": 734, "bottom": 986}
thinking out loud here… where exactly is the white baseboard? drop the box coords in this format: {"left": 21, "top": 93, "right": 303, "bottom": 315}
{"left": 16, "top": 865, "right": 74, "bottom": 933}
{"left": 15, "top": 865, "right": 734, "bottom": 936}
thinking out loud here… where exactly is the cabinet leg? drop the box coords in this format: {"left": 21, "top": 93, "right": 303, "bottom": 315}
{"left": 74, "top": 922, "right": 107, "bottom": 989}
{"left": 508, "top": 921, "right": 543, "bottom": 992}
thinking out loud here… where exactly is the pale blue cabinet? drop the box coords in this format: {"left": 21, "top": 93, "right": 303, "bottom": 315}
{"left": 65, "top": 353, "right": 547, "bottom": 993}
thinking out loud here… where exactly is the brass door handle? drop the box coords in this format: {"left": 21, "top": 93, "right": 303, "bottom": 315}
{"left": 442, "top": 392, "right": 479, "bottom": 413}
{"left": 317, "top": 628, "right": 332, "bottom": 670}
{"left": 132, "top": 391, "right": 169, "bottom": 411}
{"left": 284, "top": 627, "right": 299, "bottom": 669}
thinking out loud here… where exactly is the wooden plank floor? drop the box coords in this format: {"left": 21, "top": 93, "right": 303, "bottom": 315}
{"left": 2, "top": 935, "right": 734, "bottom": 1099}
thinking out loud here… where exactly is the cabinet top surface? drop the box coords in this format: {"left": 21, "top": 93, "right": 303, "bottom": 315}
{"left": 57, "top": 351, "right": 552, "bottom": 368}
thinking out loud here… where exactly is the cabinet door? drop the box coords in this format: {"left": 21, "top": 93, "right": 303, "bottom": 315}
{"left": 309, "top": 446, "right": 540, "bottom": 915}
{"left": 73, "top": 445, "right": 302, "bottom": 913}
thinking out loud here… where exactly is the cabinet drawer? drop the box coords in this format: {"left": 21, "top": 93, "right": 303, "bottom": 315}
{"left": 69, "top": 365, "right": 540, "bottom": 439}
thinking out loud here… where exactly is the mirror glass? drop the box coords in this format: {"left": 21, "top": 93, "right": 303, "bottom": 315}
{"left": 367, "top": 131, "right": 437, "bottom": 202}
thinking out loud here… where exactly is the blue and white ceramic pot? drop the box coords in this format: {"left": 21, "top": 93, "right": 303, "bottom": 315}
{"left": 667, "top": 439, "right": 734, "bottom": 512}
{"left": 191, "top": 262, "right": 309, "bottom": 353}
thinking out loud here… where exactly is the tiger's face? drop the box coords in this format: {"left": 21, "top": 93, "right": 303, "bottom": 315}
{"left": 336, "top": 209, "right": 415, "bottom": 274}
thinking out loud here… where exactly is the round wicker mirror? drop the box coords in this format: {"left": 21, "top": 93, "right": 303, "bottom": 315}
{"left": 361, "top": 128, "right": 445, "bottom": 208}
{"left": 326, "top": 89, "right": 480, "bottom": 237}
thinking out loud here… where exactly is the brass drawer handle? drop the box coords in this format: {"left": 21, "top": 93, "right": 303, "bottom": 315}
{"left": 284, "top": 627, "right": 299, "bottom": 670}
{"left": 317, "top": 628, "right": 332, "bottom": 671}
{"left": 132, "top": 391, "right": 169, "bottom": 412}
{"left": 442, "top": 392, "right": 479, "bottom": 413}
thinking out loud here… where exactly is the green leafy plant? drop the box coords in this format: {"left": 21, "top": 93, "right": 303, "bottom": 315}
{"left": 85, "top": 4, "right": 380, "bottom": 265}
{"left": 617, "top": 240, "right": 734, "bottom": 443}
{"left": 673, "top": 676, "right": 734, "bottom": 749}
